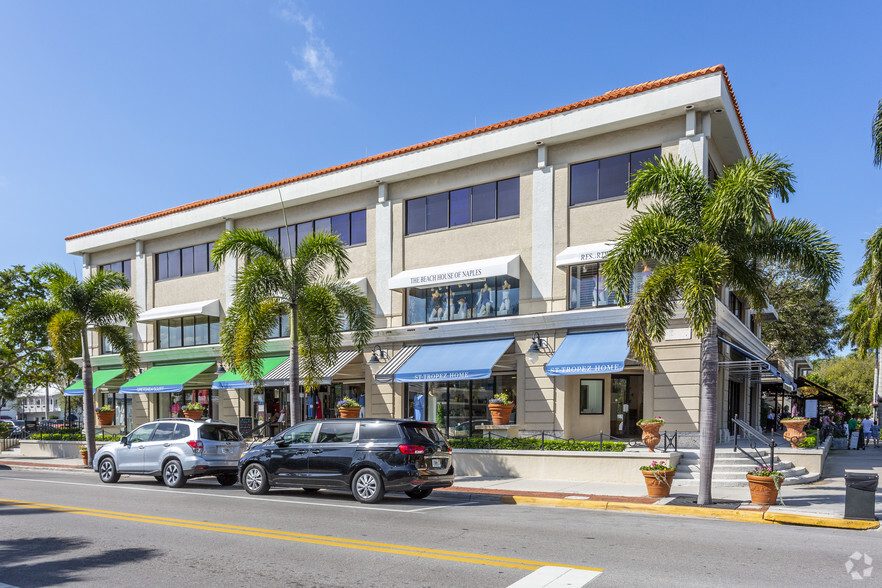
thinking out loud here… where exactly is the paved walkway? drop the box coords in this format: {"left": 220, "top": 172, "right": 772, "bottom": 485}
{"left": 2, "top": 445, "right": 881, "bottom": 530}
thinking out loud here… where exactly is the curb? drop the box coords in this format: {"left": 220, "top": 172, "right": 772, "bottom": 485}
{"left": 499, "top": 495, "right": 880, "bottom": 530}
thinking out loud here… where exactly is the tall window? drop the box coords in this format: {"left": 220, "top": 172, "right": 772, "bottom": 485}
{"left": 155, "top": 243, "right": 215, "bottom": 281}
{"left": 264, "top": 209, "right": 367, "bottom": 257}
{"left": 728, "top": 292, "right": 744, "bottom": 321}
{"left": 579, "top": 379, "right": 604, "bottom": 415}
{"left": 569, "top": 262, "right": 653, "bottom": 310}
{"left": 406, "top": 277, "right": 519, "bottom": 325}
{"left": 405, "top": 177, "right": 519, "bottom": 235}
{"left": 156, "top": 316, "right": 220, "bottom": 349}
{"left": 99, "top": 260, "right": 131, "bottom": 284}
{"left": 570, "top": 147, "right": 661, "bottom": 206}
{"left": 405, "top": 375, "right": 516, "bottom": 438}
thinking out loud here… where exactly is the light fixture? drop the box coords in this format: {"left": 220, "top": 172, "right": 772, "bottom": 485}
{"left": 526, "top": 332, "right": 553, "bottom": 365}
{"left": 684, "top": 104, "right": 695, "bottom": 110}
{"left": 535, "top": 140, "right": 544, "bottom": 145}
{"left": 714, "top": 108, "right": 723, "bottom": 113}
{"left": 214, "top": 361, "right": 226, "bottom": 375}
{"left": 367, "top": 345, "right": 389, "bottom": 375}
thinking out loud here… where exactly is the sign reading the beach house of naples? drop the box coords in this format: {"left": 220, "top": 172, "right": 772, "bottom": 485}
{"left": 409, "top": 267, "right": 483, "bottom": 286}
{"left": 388, "top": 255, "right": 519, "bottom": 290}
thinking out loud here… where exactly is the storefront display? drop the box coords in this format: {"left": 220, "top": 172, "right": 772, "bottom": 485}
{"left": 407, "top": 276, "right": 519, "bottom": 325}
{"left": 406, "top": 375, "right": 515, "bottom": 437}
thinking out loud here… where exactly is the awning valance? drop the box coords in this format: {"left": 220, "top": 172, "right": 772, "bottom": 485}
{"left": 545, "top": 331, "right": 629, "bottom": 376}
{"left": 137, "top": 299, "right": 222, "bottom": 323}
{"left": 555, "top": 242, "right": 616, "bottom": 267}
{"left": 63, "top": 369, "right": 126, "bottom": 396}
{"left": 119, "top": 362, "right": 216, "bottom": 394}
{"left": 392, "top": 339, "right": 513, "bottom": 382}
{"left": 211, "top": 356, "right": 287, "bottom": 390}
{"left": 388, "top": 255, "right": 519, "bottom": 290}
{"left": 263, "top": 350, "right": 362, "bottom": 387}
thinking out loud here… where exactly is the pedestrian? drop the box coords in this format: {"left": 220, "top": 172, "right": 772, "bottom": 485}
{"left": 821, "top": 411, "right": 833, "bottom": 441}
{"left": 766, "top": 410, "right": 775, "bottom": 434}
{"left": 861, "top": 415, "right": 874, "bottom": 450}
{"left": 872, "top": 420, "right": 880, "bottom": 448}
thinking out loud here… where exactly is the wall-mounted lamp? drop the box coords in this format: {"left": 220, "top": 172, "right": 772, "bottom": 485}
{"left": 214, "top": 361, "right": 226, "bottom": 375}
{"left": 684, "top": 104, "right": 695, "bottom": 110}
{"left": 367, "top": 345, "right": 389, "bottom": 375}
{"left": 525, "top": 332, "right": 554, "bottom": 365}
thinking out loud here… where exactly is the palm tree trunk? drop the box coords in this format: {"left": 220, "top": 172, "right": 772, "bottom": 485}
{"left": 697, "top": 319, "right": 719, "bottom": 506}
{"left": 288, "top": 304, "right": 301, "bottom": 426}
{"left": 80, "top": 329, "right": 97, "bottom": 462}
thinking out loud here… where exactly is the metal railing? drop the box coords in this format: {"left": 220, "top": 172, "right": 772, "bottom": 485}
{"left": 732, "top": 417, "right": 775, "bottom": 469}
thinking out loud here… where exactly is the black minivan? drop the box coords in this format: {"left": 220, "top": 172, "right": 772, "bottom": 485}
{"left": 238, "top": 419, "right": 454, "bottom": 503}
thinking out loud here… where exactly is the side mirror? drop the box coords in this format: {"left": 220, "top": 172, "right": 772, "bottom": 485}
{"left": 275, "top": 438, "right": 290, "bottom": 448}
{"left": 119, "top": 436, "right": 128, "bottom": 445}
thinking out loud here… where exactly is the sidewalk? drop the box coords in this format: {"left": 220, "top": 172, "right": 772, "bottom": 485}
{"left": 3, "top": 445, "right": 880, "bottom": 530}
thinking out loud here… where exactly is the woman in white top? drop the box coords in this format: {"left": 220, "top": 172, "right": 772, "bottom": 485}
{"left": 862, "top": 416, "right": 874, "bottom": 449}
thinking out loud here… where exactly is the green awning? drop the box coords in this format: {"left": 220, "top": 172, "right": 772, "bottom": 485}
{"left": 119, "top": 362, "right": 215, "bottom": 394}
{"left": 212, "top": 356, "right": 287, "bottom": 389}
{"left": 63, "top": 369, "right": 126, "bottom": 396}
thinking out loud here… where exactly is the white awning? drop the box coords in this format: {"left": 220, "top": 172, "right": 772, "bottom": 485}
{"left": 556, "top": 241, "right": 616, "bottom": 267}
{"left": 137, "top": 299, "right": 223, "bottom": 323}
{"left": 388, "top": 255, "right": 520, "bottom": 290}
{"left": 349, "top": 277, "right": 367, "bottom": 294}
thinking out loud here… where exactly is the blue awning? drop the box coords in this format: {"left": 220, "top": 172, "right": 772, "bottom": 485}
{"left": 545, "top": 331, "right": 629, "bottom": 376}
{"left": 393, "top": 339, "right": 513, "bottom": 382}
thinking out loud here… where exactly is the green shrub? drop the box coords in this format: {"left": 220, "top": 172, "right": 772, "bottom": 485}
{"left": 0, "top": 422, "right": 11, "bottom": 439}
{"left": 447, "top": 436, "right": 626, "bottom": 452}
{"left": 798, "top": 435, "right": 817, "bottom": 448}
{"left": 29, "top": 433, "right": 122, "bottom": 441}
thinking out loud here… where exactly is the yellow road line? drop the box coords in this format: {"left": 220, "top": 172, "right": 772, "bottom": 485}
{"left": 0, "top": 499, "right": 603, "bottom": 572}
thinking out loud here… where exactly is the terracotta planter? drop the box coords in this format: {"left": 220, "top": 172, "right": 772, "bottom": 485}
{"left": 642, "top": 469, "right": 675, "bottom": 498}
{"left": 183, "top": 409, "right": 204, "bottom": 420}
{"left": 338, "top": 407, "right": 361, "bottom": 419}
{"left": 79, "top": 449, "right": 89, "bottom": 466}
{"left": 638, "top": 421, "right": 662, "bottom": 452}
{"left": 781, "top": 418, "right": 810, "bottom": 448}
{"left": 488, "top": 403, "right": 514, "bottom": 425}
{"left": 95, "top": 411, "right": 115, "bottom": 426}
{"left": 746, "top": 473, "right": 781, "bottom": 505}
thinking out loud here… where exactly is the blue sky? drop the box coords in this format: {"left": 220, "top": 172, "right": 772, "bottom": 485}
{"left": 0, "top": 1, "right": 879, "bottom": 311}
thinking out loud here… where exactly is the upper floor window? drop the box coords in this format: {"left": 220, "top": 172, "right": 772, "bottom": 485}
{"left": 99, "top": 260, "right": 132, "bottom": 284}
{"left": 406, "top": 276, "right": 519, "bottom": 325}
{"left": 569, "top": 147, "right": 660, "bottom": 206}
{"left": 157, "top": 316, "right": 220, "bottom": 349}
{"left": 728, "top": 292, "right": 744, "bottom": 321}
{"left": 267, "top": 314, "right": 291, "bottom": 339}
{"left": 568, "top": 262, "right": 653, "bottom": 310}
{"left": 405, "top": 177, "right": 519, "bottom": 235}
{"left": 264, "top": 209, "right": 367, "bottom": 257}
{"left": 155, "top": 243, "right": 216, "bottom": 281}
{"left": 100, "top": 335, "right": 118, "bottom": 355}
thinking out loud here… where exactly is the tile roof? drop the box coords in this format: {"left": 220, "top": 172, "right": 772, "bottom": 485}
{"left": 66, "top": 64, "right": 749, "bottom": 242}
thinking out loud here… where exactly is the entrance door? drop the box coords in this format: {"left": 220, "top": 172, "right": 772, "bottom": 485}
{"left": 610, "top": 375, "right": 644, "bottom": 437}
{"left": 727, "top": 381, "right": 741, "bottom": 435}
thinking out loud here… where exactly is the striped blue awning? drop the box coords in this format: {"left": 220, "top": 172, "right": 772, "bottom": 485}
{"left": 545, "top": 331, "right": 629, "bottom": 376}
{"left": 393, "top": 339, "right": 512, "bottom": 383}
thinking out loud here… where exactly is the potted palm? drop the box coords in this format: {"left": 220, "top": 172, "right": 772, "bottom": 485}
{"left": 337, "top": 397, "right": 361, "bottom": 419}
{"left": 95, "top": 405, "right": 115, "bottom": 426}
{"left": 637, "top": 417, "right": 664, "bottom": 452}
{"left": 746, "top": 466, "right": 784, "bottom": 505}
{"left": 183, "top": 402, "right": 205, "bottom": 420}
{"left": 640, "top": 460, "right": 676, "bottom": 497}
{"left": 488, "top": 392, "right": 515, "bottom": 425}
{"left": 781, "top": 415, "right": 810, "bottom": 448}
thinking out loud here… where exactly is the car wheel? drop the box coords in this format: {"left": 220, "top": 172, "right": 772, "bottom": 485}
{"left": 162, "top": 459, "right": 187, "bottom": 488}
{"left": 216, "top": 474, "right": 238, "bottom": 486}
{"left": 405, "top": 488, "right": 433, "bottom": 499}
{"left": 302, "top": 488, "right": 320, "bottom": 496}
{"left": 154, "top": 475, "right": 164, "bottom": 483}
{"left": 351, "top": 468, "right": 385, "bottom": 504}
{"left": 98, "top": 457, "right": 120, "bottom": 484}
{"left": 243, "top": 463, "right": 269, "bottom": 495}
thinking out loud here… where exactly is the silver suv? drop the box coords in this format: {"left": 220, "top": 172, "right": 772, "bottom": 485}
{"left": 93, "top": 418, "right": 246, "bottom": 488}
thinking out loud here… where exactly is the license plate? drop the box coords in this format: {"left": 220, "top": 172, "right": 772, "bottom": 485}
{"left": 219, "top": 447, "right": 231, "bottom": 454}
{"left": 432, "top": 458, "right": 442, "bottom": 468}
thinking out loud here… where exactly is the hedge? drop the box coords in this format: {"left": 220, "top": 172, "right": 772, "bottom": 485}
{"left": 448, "top": 436, "right": 626, "bottom": 452}
{"left": 29, "top": 434, "right": 122, "bottom": 442}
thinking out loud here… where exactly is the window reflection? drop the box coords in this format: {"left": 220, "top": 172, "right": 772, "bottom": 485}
{"left": 406, "top": 276, "right": 518, "bottom": 325}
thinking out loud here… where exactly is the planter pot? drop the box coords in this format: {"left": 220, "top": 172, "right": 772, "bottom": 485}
{"left": 95, "top": 411, "right": 115, "bottom": 426}
{"left": 781, "top": 418, "right": 810, "bottom": 448}
{"left": 79, "top": 449, "right": 89, "bottom": 466}
{"left": 183, "top": 409, "right": 205, "bottom": 420}
{"left": 338, "top": 407, "right": 361, "bottom": 419}
{"left": 488, "top": 403, "right": 514, "bottom": 425}
{"left": 638, "top": 422, "right": 662, "bottom": 452}
{"left": 746, "top": 473, "right": 781, "bottom": 505}
{"left": 642, "top": 469, "right": 675, "bottom": 498}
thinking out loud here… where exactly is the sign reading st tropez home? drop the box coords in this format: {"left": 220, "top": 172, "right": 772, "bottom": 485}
{"left": 393, "top": 339, "right": 513, "bottom": 383}
{"left": 545, "top": 330, "right": 629, "bottom": 376}
{"left": 555, "top": 242, "right": 616, "bottom": 267}
{"left": 388, "top": 255, "right": 520, "bottom": 290}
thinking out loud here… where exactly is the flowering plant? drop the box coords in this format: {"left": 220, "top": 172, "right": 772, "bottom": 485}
{"left": 337, "top": 397, "right": 361, "bottom": 409}
{"left": 639, "top": 460, "right": 674, "bottom": 471}
{"left": 749, "top": 466, "right": 784, "bottom": 478}
{"left": 489, "top": 392, "right": 513, "bottom": 405}
{"left": 780, "top": 415, "right": 807, "bottom": 421}
{"left": 184, "top": 402, "right": 204, "bottom": 411}
{"left": 78, "top": 445, "right": 87, "bottom": 451}
{"left": 95, "top": 405, "right": 115, "bottom": 412}
{"left": 637, "top": 417, "right": 664, "bottom": 426}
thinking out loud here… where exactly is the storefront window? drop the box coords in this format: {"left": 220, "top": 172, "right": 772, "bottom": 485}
{"left": 408, "top": 289, "right": 427, "bottom": 325}
{"left": 406, "top": 276, "right": 518, "bottom": 325}
{"left": 580, "top": 379, "right": 604, "bottom": 415}
{"left": 496, "top": 277, "right": 518, "bottom": 316}
{"left": 406, "top": 376, "right": 516, "bottom": 437}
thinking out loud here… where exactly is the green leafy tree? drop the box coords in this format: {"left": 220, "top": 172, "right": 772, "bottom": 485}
{"left": 7, "top": 265, "right": 139, "bottom": 459}
{"left": 211, "top": 229, "right": 374, "bottom": 426}
{"left": 603, "top": 154, "right": 840, "bottom": 505}
{"left": 841, "top": 226, "right": 882, "bottom": 357}
{"left": 807, "top": 355, "right": 873, "bottom": 415}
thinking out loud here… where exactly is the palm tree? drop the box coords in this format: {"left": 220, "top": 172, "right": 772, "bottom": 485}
{"left": 873, "top": 99, "right": 882, "bottom": 167}
{"left": 8, "top": 264, "right": 139, "bottom": 461}
{"left": 841, "top": 227, "right": 882, "bottom": 355}
{"left": 211, "top": 229, "right": 374, "bottom": 426}
{"left": 602, "top": 154, "right": 840, "bottom": 505}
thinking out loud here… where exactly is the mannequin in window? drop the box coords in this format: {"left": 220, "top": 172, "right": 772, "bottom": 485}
{"left": 429, "top": 288, "right": 443, "bottom": 321}
{"left": 477, "top": 281, "right": 493, "bottom": 317}
{"left": 499, "top": 279, "right": 512, "bottom": 315}
{"left": 453, "top": 297, "right": 469, "bottom": 320}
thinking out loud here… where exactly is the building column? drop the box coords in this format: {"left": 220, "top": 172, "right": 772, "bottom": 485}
{"left": 224, "top": 219, "right": 236, "bottom": 309}
{"left": 678, "top": 110, "right": 709, "bottom": 175}
{"left": 375, "top": 183, "right": 392, "bottom": 318}
{"left": 134, "top": 241, "right": 147, "bottom": 346}
{"left": 531, "top": 145, "right": 553, "bottom": 304}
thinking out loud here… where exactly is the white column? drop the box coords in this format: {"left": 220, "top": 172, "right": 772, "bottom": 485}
{"left": 224, "top": 219, "right": 236, "bottom": 309}
{"left": 531, "top": 146, "right": 553, "bottom": 302}
{"left": 134, "top": 241, "right": 147, "bottom": 344}
{"left": 375, "top": 183, "right": 392, "bottom": 316}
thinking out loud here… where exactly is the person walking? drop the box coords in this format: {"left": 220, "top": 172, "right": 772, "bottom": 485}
{"left": 766, "top": 410, "right": 775, "bottom": 434}
{"left": 861, "top": 416, "right": 874, "bottom": 450}
{"left": 872, "top": 420, "right": 880, "bottom": 448}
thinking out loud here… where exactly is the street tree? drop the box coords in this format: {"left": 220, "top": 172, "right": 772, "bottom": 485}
{"left": 603, "top": 154, "right": 840, "bottom": 505}
{"left": 211, "top": 229, "right": 374, "bottom": 426}
{"left": 807, "top": 354, "right": 873, "bottom": 415}
{"left": 7, "top": 265, "right": 139, "bottom": 460}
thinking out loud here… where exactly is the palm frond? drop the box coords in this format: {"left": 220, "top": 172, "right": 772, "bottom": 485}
{"left": 47, "top": 310, "right": 84, "bottom": 370}
{"left": 675, "top": 244, "right": 730, "bottom": 336}
{"left": 626, "top": 265, "right": 680, "bottom": 371}
{"left": 97, "top": 325, "right": 140, "bottom": 377}
{"left": 211, "top": 228, "right": 286, "bottom": 267}
{"left": 291, "top": 232, "right": 351, "bottom": 289}
{"left": 874, "top": 99, "right": 882, "bottom": 168}
{"left": 627, "top": 155, "right": 710, "bottom": 221}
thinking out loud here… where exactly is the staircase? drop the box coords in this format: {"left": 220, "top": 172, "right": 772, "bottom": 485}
{"left": 673, "top": 448, "right": 819, "bottom": 487}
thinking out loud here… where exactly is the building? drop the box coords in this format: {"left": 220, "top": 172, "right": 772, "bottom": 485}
{"left": 64, "top": 65, "right": 783, "bottom": 446}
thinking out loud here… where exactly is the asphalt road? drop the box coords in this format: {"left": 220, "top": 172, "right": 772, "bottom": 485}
{"left": 1, "top": 467, "right": 881, "bottom": 587}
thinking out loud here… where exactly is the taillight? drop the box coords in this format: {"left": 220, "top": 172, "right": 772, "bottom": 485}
{"left": 187, "top": 440, "right": 204, "bottom": 454}
{"left": 398, "top": 444, "right": 426, "bottom": 455}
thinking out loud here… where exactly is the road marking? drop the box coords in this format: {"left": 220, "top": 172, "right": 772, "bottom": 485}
{"left": 0, "top": 476, "right": 474, "bottom": 513}
{"left": 509, "top": 566, "right": 602, "bottom": 587}
{"left": 0, "top": 499, "right": 603, "bottom": 573}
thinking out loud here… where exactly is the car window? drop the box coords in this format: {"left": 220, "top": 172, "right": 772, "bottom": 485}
{"left": 128, "top": 423, "right": 158, "bottom": 443}
{"left": 280, "top": 423, "right": 316, "bottom": 444}
{"left": 316, "top": 422, "right": 356, "bottom": 444}
{"left": 358, "top": 422, "right": 401, "bottom": 441}
{"left": 200, "top": 424, "right": 242, "bottom": 442}
{"left": 402, "top": 423, "right": 445, "bottom": 444}
{"left": 171, "top": 423, "right": 190, "bottom": 440}
{"left": 152, "top": 423, "right": 177, "bottom": 441}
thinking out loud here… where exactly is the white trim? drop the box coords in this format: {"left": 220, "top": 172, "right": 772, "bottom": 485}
{"left": 388, "top": 254, "right": 520, "bottom": 290}
{"left": 137, "top": 299, "right": 223, "bottom": 323}
{"left": 555, "top": 242, "right": 616, "bottom": 267}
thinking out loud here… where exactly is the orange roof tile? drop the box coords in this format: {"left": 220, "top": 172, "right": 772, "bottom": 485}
{"left": 67, "top": 65, "right": 750, "bottom": 242}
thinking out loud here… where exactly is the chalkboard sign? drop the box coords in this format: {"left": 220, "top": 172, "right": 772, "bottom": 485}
{"left": 238, "top": 416, "right": 253, "bottom": 438}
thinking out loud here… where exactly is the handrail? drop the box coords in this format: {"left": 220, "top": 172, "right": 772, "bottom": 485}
{"left": 732, "top": 417, "right": 775, "bottom": 469}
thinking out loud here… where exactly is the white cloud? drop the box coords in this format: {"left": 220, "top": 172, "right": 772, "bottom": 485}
{"left": 275, "top": 1, "right": 339, "bottom": 98}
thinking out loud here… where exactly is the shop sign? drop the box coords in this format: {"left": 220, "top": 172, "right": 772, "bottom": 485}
{"left": 555, "top": 242, "right": 616, "bottom": 267}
